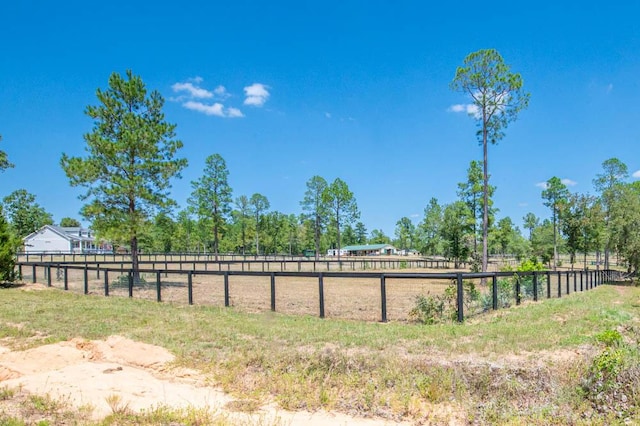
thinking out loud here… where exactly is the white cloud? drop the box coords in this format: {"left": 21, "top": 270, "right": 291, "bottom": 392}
{"left": 171, "top": 82, "right": 213, "bottom": 99}
{"left": 214, "top": 85, "right": 230, "bottom": 99}
{"left": 632, "top": 170, "right": 640, "bottom": 178}
{"left": 410, "top": 213, "right": 420, "bottom": 218}
{"left": 183, "top": 101, "right": 244, "bottom": 118}
{"left": 172, "top": 78, "right": 245, "bottom": 118}
{"left": 535, "top": 179, "right": 577, "bottom": 189}
{"left": 244, "top": 83, "right": 270, "bottom": 107}
{"left": 325, "top": 112, "right": 331, "bottom": 119}
{"left": 448, "top": 103, "right": 479, "bottom": 116}
{"left": 606, "top": 83, "right": 614, "bottom": 94}
{"left": 518, "top": 202, "right": 528, "bottom": 207}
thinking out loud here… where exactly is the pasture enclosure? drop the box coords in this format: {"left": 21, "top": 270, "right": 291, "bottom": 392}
{"left": 17, "top": 259, "right": 616, "bottom": 322}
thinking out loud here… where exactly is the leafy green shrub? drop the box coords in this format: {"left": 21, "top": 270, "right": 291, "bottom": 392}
{"left": 595, "top": 329, "right": 623, "bottom": 347}
{"left": 410, "top": 281, "right": 479, "bottom": 324}
{"left": 0, "top": 207, "right": 17, "bottom": 283}
{"left": 581, "top": 328, "right": 640, "bottom": 418}
{"left": 480, "top": 278, "right": 513, "bottom": 310}
{"left": 399, "top": 260, "right": 408, "bottom": 269}
{"left": 409, "top": 292, "right": 452, "bottom": 324}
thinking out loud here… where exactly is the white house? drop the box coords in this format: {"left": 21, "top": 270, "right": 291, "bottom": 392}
{"left": 23, "top": 225, "right": 110, "bottom": 254}
{"left": 338, "top": 244, "right": 398, "bottom": 256}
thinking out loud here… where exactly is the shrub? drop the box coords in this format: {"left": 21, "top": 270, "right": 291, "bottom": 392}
{"left": 581, "top": 328, "right": 640, "bottom": 418}
{"left": 0, "top": 207, "right": 16, "bottom": 283}
{"left": 410, "top": 281, "right": 480, "bottom": 324}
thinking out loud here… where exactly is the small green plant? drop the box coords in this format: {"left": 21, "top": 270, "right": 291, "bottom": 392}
{"left": 409, "top": 293, "right": 448, "bottom": 324}
{"left": 0, "top": 386, "right": 15, "bottom": 400}
{"left": 399, "top": 260, "right": 408, "bottom": 269}
{"left": 595, "top": 329, "right": 623, "bottom": 347}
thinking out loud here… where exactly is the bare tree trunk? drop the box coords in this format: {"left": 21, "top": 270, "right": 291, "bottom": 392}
{"left": 482, "top": 128, "right": 489, "bottom": 275}
{"left": 131, "top": 235, "right": 140, "bottom": 281}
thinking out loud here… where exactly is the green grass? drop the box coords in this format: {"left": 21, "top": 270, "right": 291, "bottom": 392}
{"left": 1, "top": 284, "right": 639, "bottom": 424}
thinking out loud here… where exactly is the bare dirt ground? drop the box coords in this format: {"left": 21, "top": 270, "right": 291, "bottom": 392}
{"left": 0, "top": 334, "right": 409, "bottom": 425}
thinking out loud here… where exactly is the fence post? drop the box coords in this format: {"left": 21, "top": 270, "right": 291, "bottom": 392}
{"left": 546, "top": 271, "right": 551, "bottom": 299}
{"left": 456, "top": 273, "right": 464, "bottom": 322}
{"left": 533, "top": 272, "right": 538, "bottom": 302}
{"left": 566, "top": 271, "right": 570, "bottom": 295}
{"left": 32, "top": 265, "right": 36, "bottom": 283}
{"left": 515, "top": 273, "right": 521, "bottom": 305}
{"left": 47, "top": 265, "right": 52, "bottom": 287}
{"left": 580, "top": 270, "right": 584, "bottom": 291}
{"left": 64, "top": 266, "right": 68, "bottom": 290}
{"left": 128, "top": 271, "right": 133, "bottom": 298}
{"left": 557, "top": 272, "right": 562, "bottom": 297}
{"left": 224, "top": 272, "right": 230, "bottom": 307}
{"left": 104, "top": 270, "right": 109, "bottom": 296}
{"left": 188, "top": 271, "right": 193, "bottom": 305}
{"left": 492, "top": 274, "right": 498, "bottom": 310}
{"left": 156, "top": 271, "right": 162, "bottom": 302}
{"left": 318, "top": 272, "right": 325, "bottom": 319}
{"left": 573, "top": 271, "right": 577, "bottom": 292}
{"left": 84, "top": 266, "right": 88, "bottom": 294}
{"left": 380, "top": 274, "right": 387, "bottom": 323}
{"left": 270, "top": 273, "right": 276, "bottom": 312}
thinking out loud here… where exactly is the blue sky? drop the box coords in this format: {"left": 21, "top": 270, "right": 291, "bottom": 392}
{"left": 2, "top": 1, "right": 640, "bottom": 237}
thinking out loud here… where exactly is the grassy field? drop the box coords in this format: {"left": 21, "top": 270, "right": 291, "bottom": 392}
{"left": 1, "top": 282, "right": 639, "bottom": 425}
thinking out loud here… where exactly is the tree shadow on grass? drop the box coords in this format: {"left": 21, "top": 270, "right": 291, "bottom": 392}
{"left": 0, "top": 282, "right": 25, "bottom": 289}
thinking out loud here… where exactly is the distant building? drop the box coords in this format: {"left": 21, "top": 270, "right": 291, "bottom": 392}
{"left": 22, "top": 225, "right": 111, "bottom": 254}
{"left": 326, "top": 248, "right": 348, "bottom": 257}
{"left": 340, "top": 244, "right": 398, "bottom": 256}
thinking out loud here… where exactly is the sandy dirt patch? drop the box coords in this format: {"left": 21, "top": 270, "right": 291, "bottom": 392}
{"left": 0, "top": 336, "right": 409, "bottom": 425}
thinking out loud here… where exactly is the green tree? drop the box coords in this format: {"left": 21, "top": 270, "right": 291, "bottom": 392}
{"left": 609, "top": 182, "right": 640, "bottom": 274}
{"left": 541, "top": 177, "right": 570, "bottom": 270}
{"left": 172, "top": 209, "right": 195, "bottom": 252}
{"left": 369, "top": 229, "right": 391, "bottom": 245}
{"left": 561, "top": 194, "right": 605, "bottom": 270}
{"left": 523, "top": 212, "right": 539, "bottom": 242}
{"left": 59, "top": 217, "right": 81, "bottom": 227}
{"left": 451, "top": 49, "right": 530, "bottom": 274}
{"left": 531, "top": 219, "right": 556, "bottom": 267}
{"left": 188, "top": 154, "right": 233, "bottom": 260}
{"left": 493, "top": 217, "right": 517, "bottom": 256}
{"left": 457, "top": 160, "right": 495, "bottom": 257}
{"left": 60, "top": 70, "right": 187, "bottom": 275}
{"left": 233, "top": 195, "right": 251, "bottom": 255}
{"left": 0, "top": 206, "right": 16, "bottom": 282}
{"left": 300, "top": 176, "right": 328, "bottom": 260}
{"left": 0, "top": 135, "right": 14, "bottom": 172}
{"left": 249, "top": 193, "right": 270, "bottom": 255}
{"left": 354, "top": 222, "right": 367, "bottom": 244}
{"left": 440, "top": 201, "right": 473, "bottom": 268}
{"left": 593, "top": 158, "right": 629, "bottom": 269}
{"left": 149, "top": 211, "right": 175, "bottom": 252}
{"left": 2, "top": 189, "right": 53, "bottom": 238}
{"left": 418, "top": 198, "right": 444, "bottom": 256}
{"left": 395, "top": 217, "right": 416, "bottom": 251}
{"left": 323, "top": 178, "right": 359, "bottom": 261}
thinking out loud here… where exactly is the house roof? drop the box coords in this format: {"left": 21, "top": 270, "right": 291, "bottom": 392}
{"left": 342, "top": 244, "right": 396, "bottom": 251}
{"left": 23, "top": 225, "right": 95, "bottom": 242}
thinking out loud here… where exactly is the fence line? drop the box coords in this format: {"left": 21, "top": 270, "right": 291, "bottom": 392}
{"left": 17, "top": 261, "right": 620, "bottom": 322}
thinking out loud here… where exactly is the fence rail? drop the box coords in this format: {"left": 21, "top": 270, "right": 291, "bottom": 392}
{"left": 16, "top": 253, "right": 466, "bottom": 270}
{"left": 16, "top": 260, "right": 620, "bottom": 323}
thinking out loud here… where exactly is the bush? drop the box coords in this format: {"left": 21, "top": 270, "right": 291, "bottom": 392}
{"left": 0, "top": 207, "right": 16, "bottom": 283}
{"left": 410, "top": 281, "right": 480, "bottom": 324}
{"left": 581, "top": 328, "right": 640, "bottom": 419}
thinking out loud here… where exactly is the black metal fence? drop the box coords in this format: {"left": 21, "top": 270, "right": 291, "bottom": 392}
{"left": 16, "top": 260, "right": 620, "bottom": 323}
{"left": 16, "top": 253, "right": 464, "bottom": 271}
